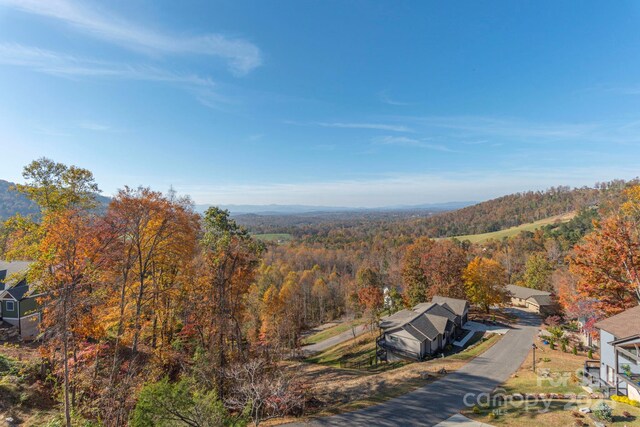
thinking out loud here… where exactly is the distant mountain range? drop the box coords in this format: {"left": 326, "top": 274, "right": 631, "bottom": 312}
{"left": 197, "top": 201, "right": 475, "bottom": 215}
{"left": 0, "top": 178, "right": 476, "bottom": 220}
{"left": 0, "top": 178, "right": 474, "bottom": 219}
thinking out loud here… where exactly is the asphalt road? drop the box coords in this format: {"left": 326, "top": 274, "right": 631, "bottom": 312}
{"left": 302, "top": 323, "right": 371, "bottom": 355}
{"left": 298, "top": 308, "right": 541, "bottom": 427}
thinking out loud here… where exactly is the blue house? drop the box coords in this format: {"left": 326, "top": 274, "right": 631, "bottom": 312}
{"left": 0, "top": 260, "right": 41, "bottom": 339}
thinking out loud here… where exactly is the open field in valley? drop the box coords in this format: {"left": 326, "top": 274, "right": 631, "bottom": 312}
{"left": 449, "top": 212, "right": 576, "bottom": 243}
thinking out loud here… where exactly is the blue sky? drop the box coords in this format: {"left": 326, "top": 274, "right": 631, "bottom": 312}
{"left": 1, "top": 1, "right": 640, "bottom": 207}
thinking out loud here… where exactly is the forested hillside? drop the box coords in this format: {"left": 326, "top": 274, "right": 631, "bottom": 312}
{"left": 0, "top": 179, "right": 109, "bottom": 219}
{"left": 408, "top": 181, "right": 631, "bottom": 237}
{"left": 237, "top": 180, "right": 634, "bottom": 243}
{"left": 0, "top": 179, "right": 38, "bottom": 219}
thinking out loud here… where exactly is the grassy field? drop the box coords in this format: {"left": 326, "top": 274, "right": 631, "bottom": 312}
{"left": 305, "top": 331, "right": 395, "bottom": 372}
{"left": 448, "top": 333, "right": 501, "bottom": 361}
{"left": 464, "top": 399, "right": 640, "bottom": 427}
{"left": 251, "top": 233, "right": 293, "bottom": 243}
{"left": 449, "top": 212, "right": 575, "bottom": 243}
{"left": 302, "top": 318, "right": 367, "bottom": 346}
{"left": 487, "top": 332, "right": 591, "bottom": 395}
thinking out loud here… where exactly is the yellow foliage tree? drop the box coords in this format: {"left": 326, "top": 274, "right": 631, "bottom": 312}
{"left": 463, "top": 257, "right": 507, "bottom": 313}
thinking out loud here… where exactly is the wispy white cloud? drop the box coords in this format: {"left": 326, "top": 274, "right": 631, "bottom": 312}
{"left": 397, "top": 115, "right": 640, "bottom": 146}
{"left": 0, "top": 0, "right": 262, "bottom": 75}
{"left": 379, "top": 91, "right": 412, "bottom": 106}
{"left": 414, "top": 116, "right": 596, "bottom": 140}
{"left": 0, "top": 43, "right": 216, "bottom": 87}
{"left": 372, "top": 135, "right": 457, "bottom": 152}
{"left": 0, "top": 43, "right": 228, "bottom": 109}
{"left": 603, "top": 86, "right": 640, "bottom": 95}
{"left": 316, "top": 122, "right": 412, "bottom": 132}
{"left": 312, "top": 144, "right": 337, "bottom": 151}
{"left": 77, "top": 121, "right": 113, "bottom": 132}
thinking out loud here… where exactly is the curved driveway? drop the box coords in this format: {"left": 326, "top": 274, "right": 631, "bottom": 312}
{"left": 302, "top": 324, "right": 370, "bottom": 355}
{"left": 302, "top": 308, "right": 541, "bottom": 427}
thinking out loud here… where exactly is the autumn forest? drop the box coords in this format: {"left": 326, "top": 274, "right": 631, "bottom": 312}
{"left": 1, "top": 158, "right": 639, "bottom": 426}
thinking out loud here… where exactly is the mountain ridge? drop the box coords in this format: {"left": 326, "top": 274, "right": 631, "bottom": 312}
{"left": 198, "top": 201, "right": 475, "bottom": 215}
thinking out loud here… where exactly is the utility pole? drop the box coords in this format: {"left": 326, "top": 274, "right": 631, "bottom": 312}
{"left": 532, "top": 343, "right": 537, "bottom": 373}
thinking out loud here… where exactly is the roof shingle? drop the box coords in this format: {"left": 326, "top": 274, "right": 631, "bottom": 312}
{"left": 595, "top": 305, "right": 640, "bottom": 339}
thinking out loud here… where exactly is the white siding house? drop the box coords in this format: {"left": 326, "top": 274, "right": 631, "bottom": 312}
{"left": 585, "top": 306, "right": 640, "bottom": 398}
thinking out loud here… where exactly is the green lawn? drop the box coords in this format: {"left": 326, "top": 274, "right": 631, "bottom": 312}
{"left": 301, "top": 318, "right": 367, "bottom": 346}
{"left": 305, "top": 331, "right": 394, "bottom": 371}
{"left": 449, "top": 212, "right": 575, "bottom": 243}
{"left": 448, "top": 333, "right": 501, "bottom": 361}
{"left": 251, "top": 233, "right": 293, "bottom": 243}
{"left": 463, "top": 334, "right": 625, "bottom": 426}
{"left": 464, "top": 399, "right": 640, "bottom": 427}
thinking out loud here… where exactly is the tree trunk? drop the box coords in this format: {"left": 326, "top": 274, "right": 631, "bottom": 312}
{"left": 111, "top": 275, "right": 128, "bottom": 385}
{"left": 132, "top": 271, "right": 145, "bottom": 353}
{"left": 62, "top": 293, "right": 72, "bottom": 427}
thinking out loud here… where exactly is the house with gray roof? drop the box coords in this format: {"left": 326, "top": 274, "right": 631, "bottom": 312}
{"left": 506, "top": 284, "right": 558, "bottom": 315}
{"left": 0, "top": 260, "right": 42, "bottom": 339}
{"left": 431, "top": 296, "right": 469, "bottom": 326}
{"left": 377, "top": 296, "right": 468, "bottom": 361}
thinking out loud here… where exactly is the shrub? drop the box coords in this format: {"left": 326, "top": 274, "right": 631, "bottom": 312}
{"left": 593, "top": 402, "right": 613, "bottom": 422}
{"left": 570, "top": 372, "right": 579, "bottom": 384}
{"left": 472, "top": 405, "right": 481, "bottom": 414}
{"left": 547, "top": 325, "right": 565, "bottom": 341}
{"left": 588, "top": 349, "right": 593, "bottom": 359}
{"left": 564, "top": 321, "right": 579, "bottom": 332}
{"left": 562, "top": 342, "right": 567, "bottom": 352}
{"left": 549, "top": 342, "right": 556, "bottom": 350}
{"left": 543, "top": 357, "right": 551, "bottom": 362}
{"left": 545, "top": 315, "right": 562, "bottom": 327}
{"left": 0, "top": 355, "right": 17, "bottom": 375}
{"left": 572, "top": 346, "right": 578, "bottom": 355}
{"left": 131, "top": 377, "right": 240, "bottom": 427}
{"left": 611, "top": 394, "right": 640, "bottom": 407}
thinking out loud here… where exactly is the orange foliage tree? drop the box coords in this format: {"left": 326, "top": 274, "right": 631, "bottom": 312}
{"left": 402, "top": 238, "right": 468, "bottom": 305}
{"left": 571, "top": 185, "right": 640, "bottom": 317}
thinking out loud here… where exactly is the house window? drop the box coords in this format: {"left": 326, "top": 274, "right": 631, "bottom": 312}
{"left": 607, "top": 365, "right": 615, "bottom": 385}
{"left": 5, "top": 301, "right": 15, "bottom": 312}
